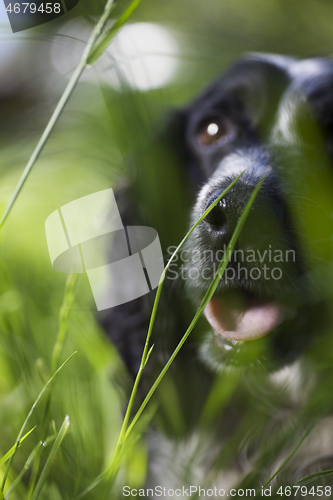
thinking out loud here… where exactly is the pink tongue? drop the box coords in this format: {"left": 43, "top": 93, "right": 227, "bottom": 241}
{"left": 204, "top": 295, "right": 283, "bottom": 341}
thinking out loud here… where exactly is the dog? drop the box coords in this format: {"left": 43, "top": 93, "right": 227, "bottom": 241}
{"left": 101, "top": 54, "right": 333, "bottom": 497}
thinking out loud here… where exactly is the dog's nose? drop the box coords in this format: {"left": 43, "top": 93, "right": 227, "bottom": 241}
{"left": 204, "top": 184, "right": 281, "bottom": 250}
{"left": 204, "top": 185, "right": 276, "bottom": 249}
{"left": 204, "top": 187, "right": 249, "bottom": 246}
{"left": 204, "top": 197, "right": 229, "bottom": 233}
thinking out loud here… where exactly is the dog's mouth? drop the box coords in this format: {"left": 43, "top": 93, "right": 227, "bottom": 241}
{"left": 204, "top": 290, "right": 284, "bottom": 341}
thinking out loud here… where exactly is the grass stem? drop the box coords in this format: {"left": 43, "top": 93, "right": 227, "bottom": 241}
{"left": 0, "top": 353, "right": 76, "bottom": 493}
{"left": 0, "top": 0, "right": 143, "bottom": 228}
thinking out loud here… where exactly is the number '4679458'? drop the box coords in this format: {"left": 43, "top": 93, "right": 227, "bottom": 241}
{"left": 5, "top": 3, "right": 61, "bottom": 14}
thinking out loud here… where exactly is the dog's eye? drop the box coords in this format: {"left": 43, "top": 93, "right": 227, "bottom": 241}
{"left": 195, "top": 118, "right": 232, "bottom": 147}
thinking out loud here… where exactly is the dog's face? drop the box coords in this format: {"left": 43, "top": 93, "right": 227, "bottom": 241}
{"left": 176, "top": 54, "right": 333, "bottom": 371}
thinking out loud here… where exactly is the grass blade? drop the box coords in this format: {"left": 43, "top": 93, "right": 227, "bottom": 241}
{"left": 297, "top": 468, "right": 333, "bottom": 485}
{"left": 0, "top": 0, "right": 121, "bottom": 228}
{"left": 0, "top": 352, "right": 76, "bottom": 492}
{"left": 30, "top": 416, "right": 70, "bottom": 500}
{"left": 87, "top": 0, "right": 143, "bottom": 64}
{"left": 5, "top": 435, "right": 56, "bottom": 500}
{"left": 294, "top": 473, "right": 333, "bottom": 491}
{"left": 51, "top": 273, "right": 78, "bottom": 373}
{"left": 0, "top": 427, "right": 36, "bottom": 468}
{"left": 254, "top": 420, "right": 317, "bottom": 496}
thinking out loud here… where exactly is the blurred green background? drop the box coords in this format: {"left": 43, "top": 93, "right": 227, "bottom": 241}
{"left": 1, "top": 0, "right": 333, "bottom": 498}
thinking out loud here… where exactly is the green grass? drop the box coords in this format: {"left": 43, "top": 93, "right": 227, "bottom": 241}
{"left": 1, "top": 0, "right": 333, "bottom": 498}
